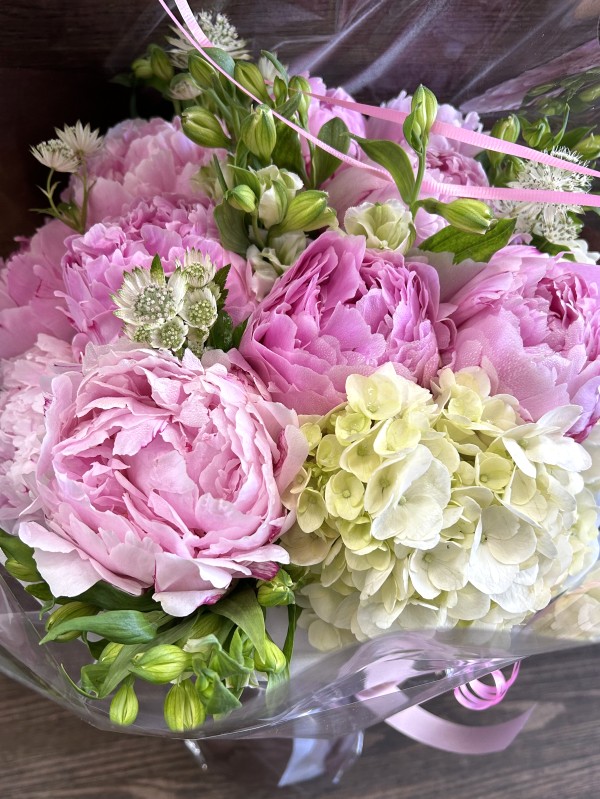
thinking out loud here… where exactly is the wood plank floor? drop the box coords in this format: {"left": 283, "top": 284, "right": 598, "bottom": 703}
{"left": 1, "top": 646, "right": 599, "bottom": 799}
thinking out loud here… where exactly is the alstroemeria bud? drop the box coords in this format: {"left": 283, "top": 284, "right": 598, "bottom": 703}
{"left": 149, "top": 45, "right": 174, "bottom": 83}
{"left": 257, "top": 570, "right": 295, "bottom": 607}
{"left": 521, "top": 117, "right": 552, "bottom": 149}
{"left": 164, "top": 680, "right": 206, "bottom": 732}
{"left": 226, "top": 184, "right": 257, "bottom": 213}
{"left": 490, "top": 115, "right": 521, "bottom": 144}
{"left": 578, "top": 84, "right": 600, "bottom": 104}
{"left": 188, "top": 52, "right": 216, "bottom": 87}
{"left": 574, "top": 134, "right": 600, "bottom": 161}
{"left": 404, "top": 85, "right": 438, "bottom": 152}
{"left": 110, "top": 681, "right": 139, "bottom": 727}
{"left": 288, "top": 75, "right": 312, "bottom": 119}
{"left": 276, "top": 190, "right": 329, "bottom": 233}
{"left": 234, "top": 62, "right": 271, "bottom": 104}
{"left": 4, "top": 557, "right": 40, "bottom": 583}
{"left": 46, "top": 602, "right": 98, "bottom": 642}
{"left": 241, "top": 105, "right": 277, "bottom": 161}
{"left": 182, "top": 106, "right": 230, "bottom": 149}
{"left": 253, "top": 638, "right": 287, "bottom": 674}
{"left": 427, "top": 199, "right": 494, "bottom": 234}
{"left": 100, "top": 642, "right": 124, "bottom": 663}
{"left": 132, "top": 645, "right": 191, "bottom": 684}
{"left": 132, "top": 57, "right": 153, "bottom": 80}
{"left": 272, "top": 76, "right": 288, "bottom": 105}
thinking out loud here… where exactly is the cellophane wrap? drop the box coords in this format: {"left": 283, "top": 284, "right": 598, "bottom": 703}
{"left": 1, "top": 0, "right": 599, "bottom": 756}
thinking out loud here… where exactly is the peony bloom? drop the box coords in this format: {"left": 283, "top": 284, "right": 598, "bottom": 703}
{"left": 61, "top": 194, "right": 255, "bottom": 354}
{"left": 0, "top": 336, "right": 73, "bottom": 524}
{"left": 446, "top": 246, "right": 600, "bottom": 440}
{"left": 73, "top": 117, "right": 216, "bottom": 224}
{"left": 239, "top": 231, "right": 453, "bottom": 415}
{"left": 19, "top": 343, "right": 307, "bottom": 616}
{"left": 0, "top": 220, "right": 75, "bottom": 359}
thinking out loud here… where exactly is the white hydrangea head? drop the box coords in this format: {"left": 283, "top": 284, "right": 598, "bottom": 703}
{"left": 344, "top": 201, "right": 413, "bottom": 252}
{"left": 284, "top": 365, "right": 600, "bottom": 651}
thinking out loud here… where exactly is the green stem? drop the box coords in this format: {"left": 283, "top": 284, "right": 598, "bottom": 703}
{"left": 173, "top": 98, "right": 182, "bottom": 117}
{"left": 411, "top": 147, "right": 427, "bottom": 209}
{"left": 45, "top": 169, "right": 62, "bottom": 218}
{"left": 79, "top": 164, "right": 90, "bottom": 233}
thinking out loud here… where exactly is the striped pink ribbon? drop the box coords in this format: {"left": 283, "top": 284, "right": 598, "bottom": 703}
{"left": 159, "top": 0, "right": 600, "bottom": 208}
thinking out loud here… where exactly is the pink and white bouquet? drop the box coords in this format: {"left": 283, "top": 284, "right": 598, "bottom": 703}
{"left": 1, "top": 0, "right": 600, "bottom": 761}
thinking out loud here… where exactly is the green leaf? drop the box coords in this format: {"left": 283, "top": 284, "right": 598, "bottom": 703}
{"left": 230, "top": 166, "right": 262, "bottom": 197}
{"left": 354, "top": 137, "right": 415, "bottom": 205}
{"left": 80, "top": 662, "right": 112, "bottom": 696}
{"left": 283, "top": 603, "right": 300, "bottom": 665}
{"left": 275, "top": 92, "right": 303, "bottom": 121}
{"left": 203, "top": 47, "right": 235, "bottom": 77}
{"left": 213, "top": 265, "right": 231, "bottom": 295}
{"left": 150, "top": 254, "right": 165, "bottom": 284}
{"left": 209, "top": 312, "right": 234, "bottom": 351}
{"left": 312, "top": 118, "right": 350, "bottom": 188}
{"left": 418, "top": 218, "right": 517, "bottom": 264}
{"left": 560, "top": 125, "right": 596, "bottom": 149}
{"left": 231, "top": 318, "right": 248, "bottom": 350}
{"left": 213, "top": 585, "right": 267, "bottom": 660}
{"left": 40, "top": 610, "right": 163, "bottom": 646}
{"left": 25, "top": 582, "right": 53, "bottom": 602}
{"left": 204, "top": 677, "right": 242, "bottom": 715}
{"left": 260, "top": 51, "right": 289, "bottom": 83}
{"left": 66, "top": 582, "right": 160, "bottom": 612}
{"left": 213, "top": 202, "right": 250, "bottom": 256}
{"left": 0, "top": 528, "right": 36, "bottom": 567}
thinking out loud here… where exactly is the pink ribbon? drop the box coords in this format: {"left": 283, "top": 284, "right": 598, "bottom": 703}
{"left": 454, "top": 662, "right": 521, "bottom": 711}
{"left": 160, "top": 0, "right": 600, "bottom": 209}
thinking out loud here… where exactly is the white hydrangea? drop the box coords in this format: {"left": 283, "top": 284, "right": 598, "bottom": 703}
{"left": 284, "top": 364, "right": 600, "bottom": 650}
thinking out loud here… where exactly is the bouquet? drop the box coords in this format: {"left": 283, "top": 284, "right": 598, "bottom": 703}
{"left": 1, "top": 0, "right": 600, "bottom": 781}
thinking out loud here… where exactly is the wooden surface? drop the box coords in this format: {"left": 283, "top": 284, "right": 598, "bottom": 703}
{"left": 1, "top": 646, "right": 600, "bottom": 798}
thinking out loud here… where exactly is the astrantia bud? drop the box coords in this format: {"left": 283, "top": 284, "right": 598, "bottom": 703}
{"left": 149, "top": 45, "right": 174, "bottom": 82}
{"left": 110, "top": 681, "right": 139, "bottom": 727}
{"left": 253, "top": 638, "right": 287, "bottom": 674}
{"left": 234, "top": 62, "right": 271, "bottom": 104}
{"left": 431, "top": 199, "right": 494, "bottom": 234}
{"left": 182, "top": 106, "right": 230, "bottom": 149}
{"left": 164, "top": 680, "right": 206, "bottom": 732}
{"left": 241, "top": 105, "right": 277, "bottom": 161}
{"left": 226, "top": 184, "right": 257, "bottom": 213}
{"left": 132, "top": 645, "right": 191, "bottom": 684}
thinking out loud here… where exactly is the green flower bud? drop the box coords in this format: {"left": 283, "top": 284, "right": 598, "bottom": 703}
{"left": 431, "top": 199, "right": 494, "bottom": 234}
{"left": 46, "top": 602, "right": 98, "bottom": 642}
{"left": 490, "top": 115, "right": 520, "bottom": 144}
{"left": 241, "top": 105, "right": 277, "bottom": 161}
{"left": 234, "top": 62, "right": 271, "bottom": 104}
{"left": 253, "top": 637, "right": 287, "bottom": 674}
{"left": 574, "top": 134, "right": 600, "bottom": 161}
{"left": 404, "top": 85, "right": 438, "bottom": 153}
{"left": 164, "top": 680, "right": 206, "bottom": 732}
{"left": 276, "top": 190, "right": 329, "bottom": 233}
{"left": 288, "top": 75, "right": 312, "bottom": 119}
{"left": 273, "top": 76, "right": 288, "bottom": 105}
{"left": 182, "top": 106, "right": 230, "bottom": 149}
{"left": 226, "top": 184, "right": 257, "bottom": 213}
{"left": 132, "top": 645, "right": 191, "bottom": 684}
{"left": 521, "top": 117, "right": 552, "bottom": 149}
{"left": 257, "top": 570, "right": 295, "bottom": 607}
{"left": 149, "top": 45, "right": 174, "bottom": 83}
{"left": 132, "top": 57, "right": 153, "bottom": 80}
{"left": 100, "top": 642, "right": 124, "bottom": 663}
{"left": 110, "top": 681, "right": 139, "bottom": 727}
{"left": 188, "top": 52, "right": 216, "bottom": 87}
{"left": 4, "top": 557, "right": 40, "bottom": 583}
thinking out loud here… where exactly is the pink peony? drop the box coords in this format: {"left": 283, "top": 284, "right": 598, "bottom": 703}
{"left": 61, "top": 194, "right": 255, "bottom": 354}
{"left": 446, "top": 246, "right": 600, "bottom": 440}
{"left": 0, "top": 220, "right": 75, "bottom": 359}
{"left": 19, "top": 343, "right": 307, "bottom": 616}
{"left": 0, "top": 336, "right": 73, "bottom": 524}
{"left": 239, "top": 231, "right": 453, "bottom": 415}
{"left": 73, "top": 117, "right": 214, "bottom": 224}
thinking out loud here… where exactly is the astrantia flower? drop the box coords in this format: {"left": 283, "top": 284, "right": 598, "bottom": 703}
{"left": 166, "top": 11, "right": 249, "bottom": 68}
{"left": 31, "top": 139, "right": 80, "bottom": 173}
{"left": 284, "top": 365, "right": 599, "bottom": 650}
{"left": 497, "top": 147, "right": 592, "bottom": 244}
{"left": 56, "top": 121, "right": 104, "bottom": 158}
{"left": 19, "top": 344, "right": 307, "bottom": 616}
{"left": 113, "top": 267, "right": 187, "bottom": 328}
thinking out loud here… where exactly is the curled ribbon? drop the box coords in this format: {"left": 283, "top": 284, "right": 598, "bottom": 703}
{"left": 158, "top": 0, "right": 600, "bottom": 208}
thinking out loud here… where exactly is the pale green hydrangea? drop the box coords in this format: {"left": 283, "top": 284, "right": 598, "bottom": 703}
{"left": 283, "top": 364, "right": 599, "bottom": 651}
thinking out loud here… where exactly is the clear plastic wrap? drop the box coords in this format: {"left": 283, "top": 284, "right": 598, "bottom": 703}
{"left": 1, "top": 0, "right": 600, "bottom": 786}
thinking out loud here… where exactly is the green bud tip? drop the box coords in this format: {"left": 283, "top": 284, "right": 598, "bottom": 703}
{"left": 110, "top": 682, "right": 139, "bottom": 727}
{"left": 240, "top": 105, "right": 277, "bottom": 161}
{"left": 226, "top": 184, "right": 257, "bottom": 213}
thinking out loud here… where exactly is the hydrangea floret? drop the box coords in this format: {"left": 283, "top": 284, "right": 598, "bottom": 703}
{"left": 284, "top": 364, "right": 599, "bottom": 651}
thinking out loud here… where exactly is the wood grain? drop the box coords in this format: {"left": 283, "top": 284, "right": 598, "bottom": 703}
{"left": 1, "top": 646, "right": 600, "bottom": 799}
